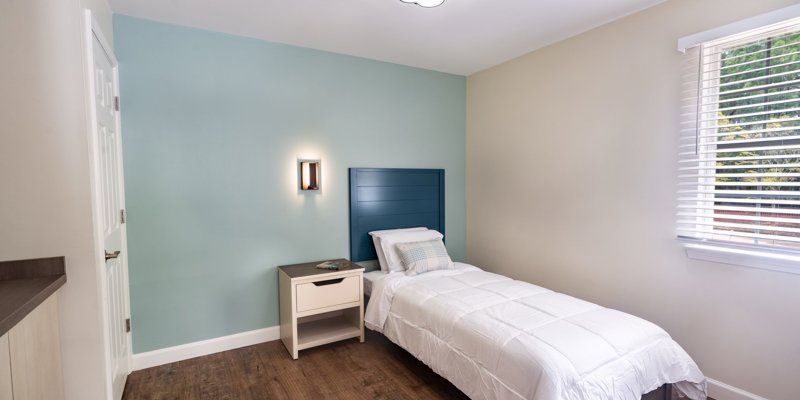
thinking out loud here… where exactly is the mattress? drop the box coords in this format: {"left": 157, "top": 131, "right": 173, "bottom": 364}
{"left": 365, "top": 263, "right": 707, "bottom": 400}
{"left": 363, "top": 270, "right": 386, "bottom": 296}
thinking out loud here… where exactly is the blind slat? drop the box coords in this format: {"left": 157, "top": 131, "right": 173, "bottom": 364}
{"left": 680, "top": 106, "right": 800, "bottom": 125}
{"left": 680, "top": 125, "right": 800, "bottom": 140}
{"left": 703, "top": 68, "right": 800, "bottom": 92}
{"left": 679, "top": 182, "right": 800, "bottom": 187}
{"left": 677, "top": 220, "right": 800, "bottom": 235}
{"left": 677, "top": 189, "right": 800, "bottom": 196}
{"left": 679, "top": 115, "right": 800, "bottom": 132}
{"left": 682, "top": 86, "right": 800, "bottom": 106}
{"left": 679, "top": 163, "right": 800, "bottom": 170}
{"left": 678, "top": 96, "right": 800, "bottom": 116}
{"left": 679, "top": 172, "right": 800, "bottom": 178}
{"left": 686, "top": 47, "right": 800, "bottom": 73}
{"left": 677, "top": 212, "right": 800, "bottom": 225}
{"left": 678, "top": 204, "right": 800, "bottom": 215}
{"left": 679, "top": 143, "right": 800, "bottom": 156}
{"left": 678, "top": 134, "right": 800, "bottom": 148}
{"left": 678, "top": 197, "right": 800, "bottom": 206}
{"left": 679, "top": 154, "right": 800, "bottom": 163}
{"left": 678, "top": 224, "right": 800, "bottom": 238}
{"left": 676, "top": 228, "right": 800, "bottom": 243}
{"left": 694, "top": 78, "right": 800, "bottom": 101}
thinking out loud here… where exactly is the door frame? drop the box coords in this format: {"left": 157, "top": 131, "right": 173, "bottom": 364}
{"left": 83, "top": 9, "right": 133, "bottom": 399}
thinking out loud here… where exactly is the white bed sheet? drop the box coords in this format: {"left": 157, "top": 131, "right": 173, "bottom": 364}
{"left": 365, "top": 263, "right": 707, "bottom": 400}
{"left": 364, "top": 270, "right": 387, "bottom": 296}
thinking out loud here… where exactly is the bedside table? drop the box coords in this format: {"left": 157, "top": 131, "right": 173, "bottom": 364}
{"left": 278, "top": 259, "right": 365, "bottom": 359}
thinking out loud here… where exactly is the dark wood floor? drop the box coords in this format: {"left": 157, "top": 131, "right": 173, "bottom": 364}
{"left": 123, "top": 330, "right": 469, "bottom": 400}
{"left": 124, "top": 330, "right": 688, "bottom": 400}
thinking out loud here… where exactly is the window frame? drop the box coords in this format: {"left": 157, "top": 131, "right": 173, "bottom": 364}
{"left": 677, "top": 6, "right": 800, "bottom": 273}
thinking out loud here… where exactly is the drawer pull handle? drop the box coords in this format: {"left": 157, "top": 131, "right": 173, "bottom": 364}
{"left": 313, "top": 278, "right": 344, "bottom": 286}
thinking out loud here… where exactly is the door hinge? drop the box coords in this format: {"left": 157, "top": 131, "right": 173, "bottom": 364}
{"left": 120, "top": 209, "right": 126, "bottom": 224}
{"left": 125, "top": 318, "right": 131, "bottom": 333}
{"left": 114, "top": 96, "right": 120, "bottom": 112}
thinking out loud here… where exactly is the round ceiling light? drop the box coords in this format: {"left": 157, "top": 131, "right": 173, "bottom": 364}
{"left": 400, "top": 0, "right": 444, "bottom": 8}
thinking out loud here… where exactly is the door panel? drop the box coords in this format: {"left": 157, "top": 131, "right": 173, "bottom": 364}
{"left": 91, "top": 31, "right": 131, "bottom": 400}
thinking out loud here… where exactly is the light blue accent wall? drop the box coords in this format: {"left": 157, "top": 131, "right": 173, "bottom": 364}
{"left": 114, "top": 15, "right": 466, "bottom": 353}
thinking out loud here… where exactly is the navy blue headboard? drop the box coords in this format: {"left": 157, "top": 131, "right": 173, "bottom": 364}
{"left": 349, "top": 168, "right": 445, "bottom": 262}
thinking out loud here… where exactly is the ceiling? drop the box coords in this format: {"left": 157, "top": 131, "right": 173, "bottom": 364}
{"left": 109, "top": 0, "right": 664, "bottom": 76}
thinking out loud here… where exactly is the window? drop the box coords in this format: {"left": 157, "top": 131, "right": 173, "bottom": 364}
{"left": 678, "top": 11, "right": 800, "bottom": 269}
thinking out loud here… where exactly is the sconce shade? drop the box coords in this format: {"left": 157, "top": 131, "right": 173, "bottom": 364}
{"left": 401, "top": 0, "right": 444, "bottom": 7}
{"left": 299, "top": 160, "right": 320, "bottom": 191}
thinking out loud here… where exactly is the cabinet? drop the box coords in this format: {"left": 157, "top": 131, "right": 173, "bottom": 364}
{"left": 0, "top": 295, "right": 64, "bottom": 400}
{"left": 278, "top": 260, "right": 364, "bottom": 359}
{"left": 0, "top": 333, "right": 11, "bottom": 400}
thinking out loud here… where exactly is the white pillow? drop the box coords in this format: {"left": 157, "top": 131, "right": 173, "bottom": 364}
{"left": 369, "top": 227, "right": 428, "bottom": 272}
{"left": 396, "top": 238, "right": 454, "bottom": 276}
{"left": 379, "top": 230, "right": 444, "bottom": 273}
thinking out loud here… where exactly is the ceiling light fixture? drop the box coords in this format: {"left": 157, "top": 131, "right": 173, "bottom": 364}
{"left": 401, "top": 0, "right": 444, "bottom": 8}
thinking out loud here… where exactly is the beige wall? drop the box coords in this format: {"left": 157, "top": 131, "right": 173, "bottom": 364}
{"left": 0, "top": 0, "right": 114, "bottom": 399}
{"left": 467, "top": 1, "right": 800, "bottom": 399}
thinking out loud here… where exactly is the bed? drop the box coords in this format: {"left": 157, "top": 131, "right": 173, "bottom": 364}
{"left": 349, "top": 168, "right": 707, "bottom": 400}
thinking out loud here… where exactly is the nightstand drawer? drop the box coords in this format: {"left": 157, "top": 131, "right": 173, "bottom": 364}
{"left": 296, "top": 275, "right": 359, "bottom": 312}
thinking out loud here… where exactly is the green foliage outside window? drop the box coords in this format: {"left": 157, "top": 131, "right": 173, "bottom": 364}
{"left": 712, "top": 30, "right": 800, "bottom": 242}
{"left": 716, "top": 32, "right": 800, "bottom": 188}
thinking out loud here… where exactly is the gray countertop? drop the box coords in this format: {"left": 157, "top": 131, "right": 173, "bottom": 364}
{"left": 0, "top": 257, "right": 66, "bottom": 336}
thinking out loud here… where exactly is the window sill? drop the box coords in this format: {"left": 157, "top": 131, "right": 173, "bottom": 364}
{"left": 681, "top": 240, "right": 800, "bottom": 275}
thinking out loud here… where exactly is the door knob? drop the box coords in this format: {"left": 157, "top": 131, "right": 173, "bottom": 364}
{"left": 105, "top": 250, "right": 121, "bottom": 261}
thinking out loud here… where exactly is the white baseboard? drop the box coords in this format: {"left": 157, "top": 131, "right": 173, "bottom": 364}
{"left": 132, "top": 325, "right": 280, "bottom": 371}
{"left": 707, "top": 378, "right": 769, "bottom": 400}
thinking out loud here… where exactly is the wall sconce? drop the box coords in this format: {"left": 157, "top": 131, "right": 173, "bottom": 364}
{"left": 298, "top": 159, "right": 321, "bottom": 191}
{"left": 400, "top": 0, "right": 444, "bottom": 8}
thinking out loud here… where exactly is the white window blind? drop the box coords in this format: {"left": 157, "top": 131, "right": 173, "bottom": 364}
{"left": 678, "top": 18, "right": 800, "bottom": 252}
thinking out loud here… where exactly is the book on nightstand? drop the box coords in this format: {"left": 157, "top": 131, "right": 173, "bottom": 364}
{"left": 315, "top": 260, "right": 351, "bottom": 270}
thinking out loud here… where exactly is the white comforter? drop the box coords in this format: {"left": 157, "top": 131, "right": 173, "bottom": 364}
{"left": 365, "top": 263, "right": 707, "bottom": 400}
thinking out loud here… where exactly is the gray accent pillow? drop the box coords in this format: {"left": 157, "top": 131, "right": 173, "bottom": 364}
{"left": 396, "top": 238, "right": 454, "bottom": 276}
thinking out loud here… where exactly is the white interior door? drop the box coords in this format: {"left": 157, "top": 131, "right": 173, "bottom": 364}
{"left": 87, "top": 13, "right": 132, "bottom": 400}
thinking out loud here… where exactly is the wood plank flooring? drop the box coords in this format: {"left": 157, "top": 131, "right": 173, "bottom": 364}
{"left": 124, "top": 330, "right": 469, "bottom": 400}
{"left": 123, "top": 330, "right": 689, "bottom": 400}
